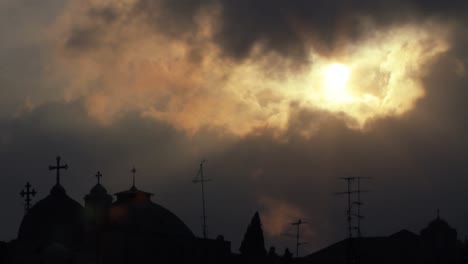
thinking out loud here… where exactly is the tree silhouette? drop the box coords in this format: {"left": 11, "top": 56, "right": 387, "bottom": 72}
{"left": 268, "top": 246, "right": 278, "bottom": 258}
{"left": 239, "top": 211, "right": 267, "bottom": 257}
{"left": 283, "top": 248, "right": 293, "bottom": 261}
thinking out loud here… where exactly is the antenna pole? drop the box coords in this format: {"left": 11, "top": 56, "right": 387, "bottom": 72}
{"left": 336, "top": 177, "right": 371, "bottom": 264}
{"left": 356, "top": 178, "right": 362, "bottom": 238}
{"left": 291, "top": 219, "right": 308, "bottom": 258}
{"left": 336, "top": 177, "right": 356, "bottom": 264}
{"left": 296, "top": 222, "right": 299, "bottom": 258}
{"left": 193, "top": 160, "right": 211, "bottom": 239}
{"left": 200, "top": 161, "right": 207, "bottom": 239}
{"left": 353, "top": 177, "right": 371, "bottom": 238}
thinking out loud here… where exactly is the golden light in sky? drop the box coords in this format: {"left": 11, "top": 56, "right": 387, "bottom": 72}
{"left": 323, "top": 63, "right": 352, "bottom": 103}
{"left": 51, "top": 2, "right": 452, "bottom": 137}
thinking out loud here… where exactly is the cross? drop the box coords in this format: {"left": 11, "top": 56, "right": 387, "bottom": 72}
{"left": 49, "top": 156, "right": 68, "bottom": 185}
{"left": 20, "top": 182, "right": 37, "bottom": 213}
{"left": 95, "top": 171, "right": 103, "bottom": 185}
{"left": 131, "top": 166, "right": 136, "bottom": 187}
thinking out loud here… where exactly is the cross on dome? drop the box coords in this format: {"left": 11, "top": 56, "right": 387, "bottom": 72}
{"left": 49, "top": 156, "right": 68, "bottom": 185}
{"left": 95, "top": 171, "right": 103, "bottom": 185}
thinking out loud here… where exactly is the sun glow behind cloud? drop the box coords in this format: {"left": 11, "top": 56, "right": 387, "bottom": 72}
{"left": 322, "top": 63, "right": 352, "bottom": 103}
{"left": 301, "top": 24, "right": 450, "bottom": 127}
{"left": 49, "top": 0, "right": 451, "bottom": 137}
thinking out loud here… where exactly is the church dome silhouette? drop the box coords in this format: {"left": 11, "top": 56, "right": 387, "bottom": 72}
{"left": 109, "top": 184, "right": 194, "bottom": 238}
{"left": 18, "top": 183, "right": 85, "bottom": 249}
{"left": 421, "top": 212, "right": 457, "bottom": 237}
{"left": 425, "top": 217, "right": 452, "bottom": 230}
{"left": 89, "top": 183, "right": 108, "bottom": 196}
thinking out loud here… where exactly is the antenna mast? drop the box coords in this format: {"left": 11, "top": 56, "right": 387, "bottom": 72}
{"left": 291, "top": 219, "right": 308, "bottom": 258}
{"left": 354, "top": 177, "right": 371, "bottom": 238}
{"left": 335, "top": 177, "right": 371, "bottom": 264}
{"left": 193, "top": 160, "right": 211, "bottom": 239}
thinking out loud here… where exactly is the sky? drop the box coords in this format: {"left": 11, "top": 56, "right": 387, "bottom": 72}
{"left": 1, "top": 0, "right": 468, "bottom": 255}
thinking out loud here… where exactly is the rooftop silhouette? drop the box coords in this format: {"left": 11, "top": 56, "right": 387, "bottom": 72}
{"left": 1, "top": 156, "right": 468, "bottom": 264}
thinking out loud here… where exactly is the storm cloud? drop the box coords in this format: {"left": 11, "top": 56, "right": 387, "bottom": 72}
{"left": 1, "top": 0, "right": 468, "bottom": 254}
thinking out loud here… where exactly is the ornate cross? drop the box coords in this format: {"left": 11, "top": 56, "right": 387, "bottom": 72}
{"left": 49, "top": 156, "right": 68, "bottom": 185}
{"left": 20, "top": 182, "right": 36, "bottom": 213}
{"left": 95, "top": 171, "right": 103, "bottom": 184}
{"left": 131, "top": 166, "right": 136, "bottom": 188}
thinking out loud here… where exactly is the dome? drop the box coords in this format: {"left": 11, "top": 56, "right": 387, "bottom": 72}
{"left": 89, "top": 183, "right": 108, "bottom": 196}
{"left": 84, "top": 183, "right": 112, "bottom": 206}
{"left": 109, "top": 186, "right": 194, "bottom": 238}
{"left": 421, "top": 215, "right": 456, "bottom": 236}
{"left": 18, "top": 184, "right": 85, "bottom": 248}
{"left": 426, "top": 217, "right": 451, "bottom": 230}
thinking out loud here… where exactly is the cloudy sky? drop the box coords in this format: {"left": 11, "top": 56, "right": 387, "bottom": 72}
{"left": 1, "top": 0, "right": 468, "bottom": 255}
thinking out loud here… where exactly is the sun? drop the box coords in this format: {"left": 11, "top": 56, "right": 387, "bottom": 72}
{"left": 323, "top": 63, "right": 352, "bottom": 102}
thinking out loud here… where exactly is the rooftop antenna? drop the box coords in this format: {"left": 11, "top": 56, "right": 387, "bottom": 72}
{"left": 193, "top": 159, "right": 211, "bottom": 239}
{"left": 336, "top": 177, "right": 358, "bottom": 264}
{"left": 335, "top": 177, "right": 371, "bottom": 264}
{"left": 354, "top": 177, "right": 371, "bottom": 239}
{"left": 131, "top": 166, "right": 137, "bottom": 189}
{"left": 291, "top": 219, "right": 308, "bottom": 258}
{"left": 20, "top": 182, "right": 36, "bottom": 214}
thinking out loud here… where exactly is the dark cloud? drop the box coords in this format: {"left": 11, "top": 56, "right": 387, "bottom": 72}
{"left": 0, "top": 0, "right": 66, "bottom": 117}
{"left": 66, "top": 26, "right": 104, "bottom": 50}
{"left": 134, "top": 0, "right": 214, "bottom": 37}
{"left": 2, "top": 0, "right": 468, "bottom": 256}
{"left": 63, "top": 0, "right": 468, "bottom": 61}
{"left": 214, "top": 0, "right": 468, "bottom": 59}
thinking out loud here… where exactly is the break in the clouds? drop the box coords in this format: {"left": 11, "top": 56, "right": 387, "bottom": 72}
{"left": 1, "top": 0, "right": 466, "bottom": 135}
{"left": 31, "top": 0, "right": 458, "bottom": 135}
{"left": 1, "top": 0, "right": 468, "bottom": 254}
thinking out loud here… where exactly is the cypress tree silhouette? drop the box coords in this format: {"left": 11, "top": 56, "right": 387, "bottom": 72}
{"left": 268, "top": 246, "right": 278, "bottom": 258}
{"left": 283, "top": 248, "right": 293, "bottom": 260}
{"left": 239, "top": 211, "right": 267, "bottom": 257}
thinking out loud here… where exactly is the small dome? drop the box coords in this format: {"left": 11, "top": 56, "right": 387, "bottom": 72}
{"left": 109, "top": 186, "right": 194, "bottom": 238}
{"left": 50, "top": 184, "right": 66, "bottom": 196}
{"left": 427, "top": 217, "right": 451, "bottom": 229}
{"left": 421, "top": 215, "right": 456, "bottom": 236}
{"left": 18, "top": 184, "right": 85, "bottom": 249}
{"left": 84, "top": 183, "right": 113, "bottom": 211}
{"left": 420, "top": 214, "right": 457, "bottom": 243}
{"left": 89, "top": 183, "right": 109, "bottom": 196}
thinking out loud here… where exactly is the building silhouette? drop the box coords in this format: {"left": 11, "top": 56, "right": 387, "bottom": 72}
{"left": 304, "top": 214, "right": 467, "bottom": 264}
{"left": 1, "top": 160, "right": 468, "bottom": 263}
{"left": 4, "top": 169, "right": 233, "bottom": 264}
